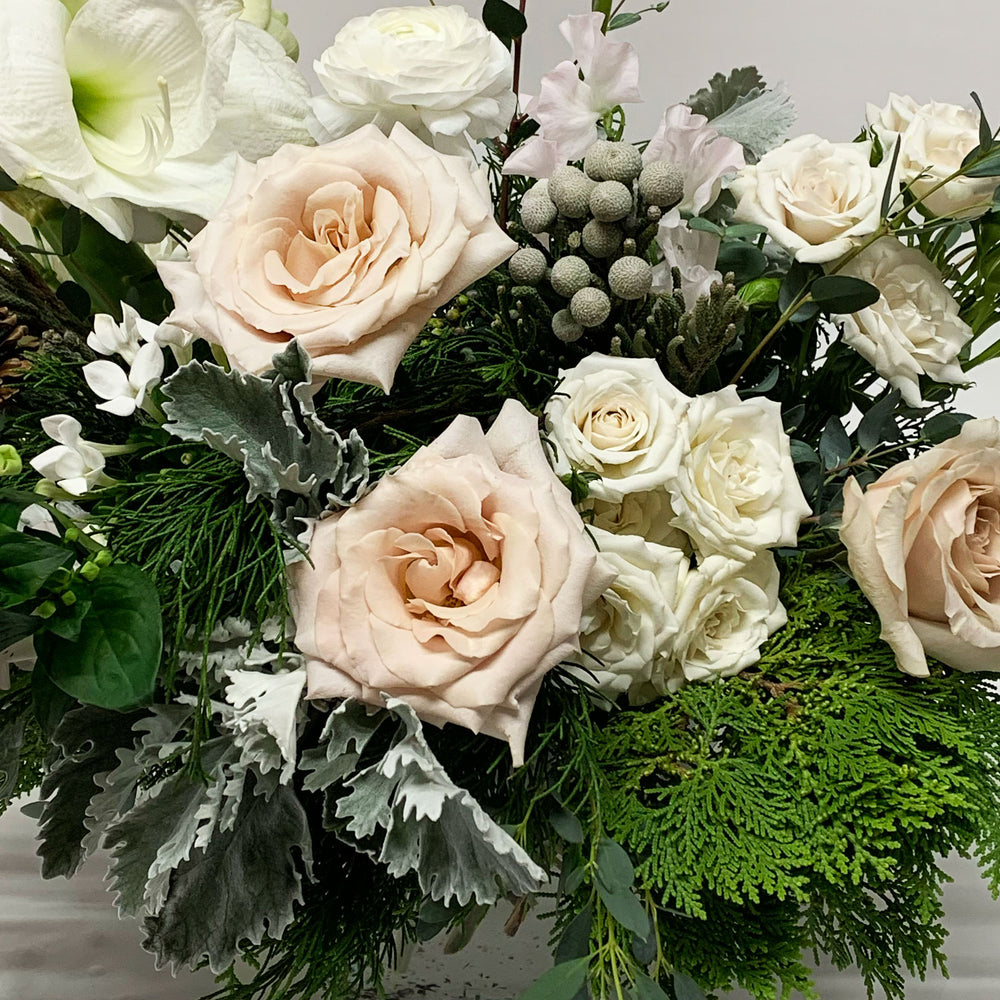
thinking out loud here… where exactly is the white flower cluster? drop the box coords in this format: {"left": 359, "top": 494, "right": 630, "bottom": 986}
{"left": 545, "top": 354, "right": 810, "bottom": 700}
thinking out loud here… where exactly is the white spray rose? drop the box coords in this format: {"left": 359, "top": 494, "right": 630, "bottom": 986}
{"left": 583, "top": 492, "right": 690, "bottom": 550}
{"left": 833, "top": 238, "right": 971, "bottom": 406}
{"left": 544, "top": 354, "right": 690, "bottom": 502}
{"left": 868, "top": 94, "right": 999, "bottom": 220}
{"left": 670, "top": 387, "right": 810, "bottom": 561}
{"left": 311, "top": 5, "right": 515, "bottom": 155}
{"left": 666, "top": 553, "right": 786, "bottom": 686}
{"left": 570, "top": 528, "right": 686, "bottom": 702}
{"left": 729, "top": 134, "right": 890, "bottom": 264}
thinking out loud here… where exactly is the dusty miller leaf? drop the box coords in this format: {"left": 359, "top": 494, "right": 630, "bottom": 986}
{"left": 161, "top": 340, "right": 369, "bottom": 533}
{"left": 142, "top": 781, "right": 312, "bottom": 973}
{"left": 299, "top": 698, "right": 389, "bottom": 793}
{"left": 710, "top": 82, "right": 797, "bottom": 160}
{"left": 336, "top": 697, "right": 547, "bottom": 906}
{"left": 687, "top": 66, "right": 765, "bottom": 120}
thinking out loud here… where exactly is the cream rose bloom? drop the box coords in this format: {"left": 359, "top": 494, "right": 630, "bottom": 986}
{"left": 158, "top": 124, "right": 516, "bottom": 391}
{"left": 569, "top": 528, "right": 686, "bottom": 702}
{"left": 583, "top": 492, "right": 689, "bottom": 549}
{"left": 833, "top": 238, "right": 971, "bottom": 406}
{"left": 545, "top": 354, "right": 690, "bottom": 502}
{"left": 841, "top": 419, "right": 1000, "bottom": 677}
{"left": 626, "top": 553, "right": 786, "bottom": 698}
{"left": 288, "top": 400, "right": 614, "bottom": 766}
{"left": 730, "top": 134, "right": 890, "bottom": 264}
{"left": 310, "top": 5, "right": 515, "bottom": 155}
{"left": 670, "top": 387, "right": 811, "bottom": 561}
{"left": 867, "top": 94, "right": 999, "bottom": 220}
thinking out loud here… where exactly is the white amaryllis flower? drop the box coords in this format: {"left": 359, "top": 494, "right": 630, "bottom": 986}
{"left": 310, "top": 5, "right": 514, "bottom": 156}
{"left": 652, "top": 208, "right": 723, "bottom": 310}
{"left": 833, "top": 238, "right": 972, "bottom": 406}
{"left": 503, "top": 13, "right": 641, "bottom": 178}
{"left": 545, "top": 354, "right": 690, "bottom": 502}
{"left": 0, "top": 0, "right": 311, "bottom": 241}
{"left": 83, "top": 342, "right": 164, "bottom": 416}
{"left": 570, "top": 528, "right": 686, "bottom": 702}
{"left": 643, "top": 105, "right": 745, "bottom": 216}
{"left": 224, "top": 666, "right": 308, "bottom": 783}
{"left": 671, "top": 386, "right": 811, "bottom": 561}
{"left": 868, "top": 94, "right": 999, "bottom": 221}
{"left": 664, "top": 553, "right": 787, "bottom": 685}
{"left": 29, "top": 415, "right": 109, "bottom": 496}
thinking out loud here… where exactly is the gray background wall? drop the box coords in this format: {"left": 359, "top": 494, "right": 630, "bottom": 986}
{"left": 4, "top": 2, "right": 1000, "bottom": 998}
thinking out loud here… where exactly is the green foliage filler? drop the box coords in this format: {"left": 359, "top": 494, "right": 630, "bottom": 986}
{"left": 593, "top": 564, "right": 1000, "bottom": 999}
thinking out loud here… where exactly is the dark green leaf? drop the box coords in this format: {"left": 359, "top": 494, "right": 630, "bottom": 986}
{"left": 856, "top": 390, "right": 900, "bottom": 451}
{"left": 962, "top": 146, "right": 1000, "bottom": 177}
{"left": 632, "top": 930, "right": 657, "bottom": 965}
{"left": 549, "top": 803, "right": 585, "bottom": 843}
{"left": 716, "top": 242, "right": 767, "bottom": 284}
{"left": 687, "top": 66, "right": 765, "bottom": 120}
{"left": 0, "top": 166, "right": 16, "bottom": 192}
{"left": 819, "top": 417, "right": 852, "bottom": 469}
{"left": 558, "top": 863, "right": 586, "bottom": 896}
{"left": 42, "top": 596, "right": 93, "bottom": 642}
{"left": 672, "top": 971, "right": 708, "bottom": 1000}
{"left": 482, "top": 0, "right": 527, "bottom": 46}
{"left": 790, "top": 440, "right": 819, "bottom": 466}
{"left": 595, "top": 881, "right": 650, "bottom": 937}
{"left": 634, "top": 973, "right": 671, "bottom": 1000}
{"left": 743, "top": 366, "right": 780, "bottom": 395}
{"left": 31, "top": 663, "right": 76, "bottom": 737}
{"left": 778, "top": 260, "right": 821, "bottom": 322}
{"left": 61, "top": 206, "right": 82, "bottom": 256}
{"left": 724, "top": 222, "right": 769, "bottom": 240}
{"left": 971, "top": 92, "right": 993, "bottom": 153}
{"left": 923, "top": 411, "right": 973, "bottom": 445}
{"left": 783, "top": 403, "right": 806, "bottom": 431}
{"left": 555, "top": 905, "right": 593, "bottom": 964}
{"left": 811, "top": 275, "right": 881, "bottom": 314}
{"left": 595, "top": 837, "right": 635, "bottom": 891}
{"left": 517, "top": 957, "right": 590, "bottom": 1000}
{"left": 34, "top": 564, "right": 162, "bottom": 710}
{"left": 56, "top": 280, "right": 91, "bottom": 319}
{"left": 0, "top": 608, "right": 40, "bottom": 650}
{"left": 608, "top": 12, "right": 641, "bottom": 29}
{"left": 0, "top": 523, "right": 73, "bottom": 608}
{"left": 686, "top": 217, "right": 724, "bottom": 236}
{"left": 142, "top": 782, "right": 312, "bottom": 973}
{"left": 880, "top": 136, "right": 902, "bottom": 218}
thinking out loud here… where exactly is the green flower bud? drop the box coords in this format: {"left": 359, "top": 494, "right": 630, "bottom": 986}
{"left": 79, "top": 561, "right": 101, "bottom": 582}
{"left": 0, "top": 444, "right": 22, "bottom": 476}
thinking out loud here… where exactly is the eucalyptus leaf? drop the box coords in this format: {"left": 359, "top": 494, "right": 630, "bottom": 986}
{"left": 549, "top": 802, "right": 585, "bottom": 844}
{"left": 716, "top": 242, "right": 767, "bottom": 284}
{"left": 517, "top": 957, "right": 590, "bottom": 1000}
{"left": 672, "top": 971, "right": 709, "bottom": 1000}
{"left": 608, "top": 11, "right": 641, "bottom": 29}
{"left": 34, "top": 564, "right": 161, "bottom": 711}
{"left": 811, "top": 275, "right": 881, "bottom": 314}
{"left": 595, "top": 837, "right": 635, "bottom": 892}
{"left": 634, "top": 973, "right": 671, "bottom": 1000}
{"left": 819, "top": 417, "right": 852, "bottom": 469}
{"left": 856, "top": 390, "right": 901, "bottom": 451}
{"left": 923, "top": 411, "right": 973, "bottom": 444}
{"left": 555, "top": 905, "right": 593, "bottom": 964}
{"left": 595, "top": 880, "right": 650, "bottom": 937}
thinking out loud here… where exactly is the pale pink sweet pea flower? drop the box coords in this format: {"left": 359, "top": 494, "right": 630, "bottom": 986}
{"left": 289, "top": 399, "right": 615, "bottom": 766}
{"left": 504, "top": 13, "right": 640, "bottom": 178}
{"left": 643, "top": 105, "right": 746, "bottom": 216}
{"left": 652, "top": 209, "right": 723, "bottom": 310}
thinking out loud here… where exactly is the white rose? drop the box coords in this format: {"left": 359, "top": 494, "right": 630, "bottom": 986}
{"left": 569, "top": 528, "right": 686, "bottom": 702}
{"left": 868, "top": 94, "right": 999, "bottom": 220}
{"left": 833, "top": 238, "right": 971, "bottom": 406}
{"left": 666, "top": 553, "right": 787, "bottom": 686}
{"left": 729, "top": 134, "right": 890, "bottom": 264}
{"left": 671, "top": 387, "right": 811, "bottom": 561}
{"left": 545, "top": 354, "right": 690, "bottom": 502}
{"left": 310, "top": 5, "right": 515, "bottom": 155}
{"left": 583, "top": 492, "right": 690, "bottom": 550}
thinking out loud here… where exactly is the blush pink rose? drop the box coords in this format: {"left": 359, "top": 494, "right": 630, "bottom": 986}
{"left": 158, "top": 122, "right": 516, "bottom": 391}
{"left": 841, "top": 418, "right": 1000, "bottom": 677}
{"left": 288, "top": 399, "right": 614, "bottom": 765}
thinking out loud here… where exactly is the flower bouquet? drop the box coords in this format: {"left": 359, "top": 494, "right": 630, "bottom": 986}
{"left": 3, "top": 2, "right": 1000, "bottom": 999}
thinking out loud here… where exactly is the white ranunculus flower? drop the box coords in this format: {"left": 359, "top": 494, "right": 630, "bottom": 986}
{"left": 671, "top": 387, "right": 811, "bottom": 561}
{"left": 729, "top": 134, "right": 890, "bottom": 264}
{"left": 569, "top": 528, "right": 686, "bottom": 702}
{"left": 0, "top": 0, "right": 311, "bottom": 241}
{"left": 868, "top": 94, "right": 999, "bottom": 221}
{"left": 833, "top": 238, "right": 972, "bottom": 406}
{"left": 665, "top": 552, "right": 786, "bottom": 686}
{"left": 29, "top": 415, "right": 109, "bottom": 496}
{"left": 310, "top": 5, "right": 515, "bottom": 155}
{"left": 545, "top": 354, "right": 691, "bottom": 502}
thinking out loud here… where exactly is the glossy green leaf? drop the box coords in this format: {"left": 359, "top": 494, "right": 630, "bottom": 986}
{"left": 61, "top": 206, "right": 82, "bottom": 255}
{"left": 555, "top": 904, "right": 593, "bottom": 963}
{"left": 483, "top": 0, "right": 527, "bottom": 46}
{"left": 819, "top": 417, "right": 852, "bottom": 469}
{"left": 634, "top": 973, "right": 671, "bottom": 1000}
{"left": 811, "top": 275, "right": 881, "bottom": 314}
{"left": 716, "top": 242, "right": 767, "bottom": 284}
{"left": 517, "top": 957, "right": 590, "bottom": 1000}
{"left": 34, "top": 564, "right": 162, "bottom": 710}
{"left": 0, "top": 524, "right": 73, "bottom": 608}
{"left": 56, "top": 280, "right": 91, "bottom": 319}
{"left": 608, "top": 11, "right": 641, "bottom": 29}
{"left": 738, "top": 277, "right": 781, "bottom": 306}
{"left": 0, "top": 608, "right": 40, "bottom": 650}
